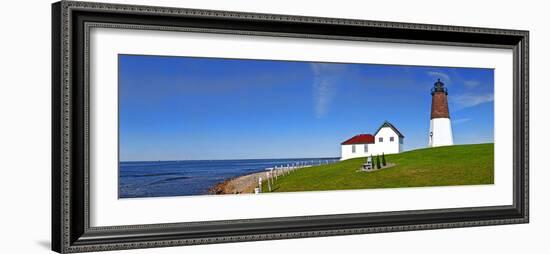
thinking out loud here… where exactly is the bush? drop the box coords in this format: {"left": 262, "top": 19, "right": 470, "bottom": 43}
{"left": 370, "top": 155, "right": 374, "bottom": 169}
{"left": 376, "top": 155, "right": 381, "bottom": 169}
{"left": 382, "top": 153, "right": 387, "bottom": 167}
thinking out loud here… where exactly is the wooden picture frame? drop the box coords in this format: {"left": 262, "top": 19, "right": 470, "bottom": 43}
{"left": 52, "top": 1, "right": 529, "bottom": 253}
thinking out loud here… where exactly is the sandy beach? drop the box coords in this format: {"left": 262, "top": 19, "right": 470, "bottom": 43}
{"left": 209, "top": 164, "right": 319, "bottom": 194}
{"left": 209, "top": 171, "right": 265, "bottom": 194}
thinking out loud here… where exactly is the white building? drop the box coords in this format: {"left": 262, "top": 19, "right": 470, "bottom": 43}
{"left": 340, "top": 121, "right": 404, "bottom": 161}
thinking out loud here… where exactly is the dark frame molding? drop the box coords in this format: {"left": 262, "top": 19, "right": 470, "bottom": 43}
{"left": 52, "top": 1, "right": 529, "bottom": 253}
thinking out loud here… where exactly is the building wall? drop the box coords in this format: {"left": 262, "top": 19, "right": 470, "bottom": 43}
{"left": 373, "top": 127, "right": 401, "bottom": 155}
{"left": 429, "top": 118, "right": 454, "bottom": 147}
{"left": 341, "top": 127, "right": 402, "bottom": 160}
{"left": 340, "top": 143, "right": 375, "bottom": 160}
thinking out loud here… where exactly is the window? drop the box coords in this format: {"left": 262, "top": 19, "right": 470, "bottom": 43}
{"left": 390, "top": 137, "right": 394, "bottom": 142}
{"left": 364, "top": 144, "right": 368, "bottom": 153}
{"left": 379, "top": 137, "right": 383, "bottom": 142}
{"left": 352, "top": 145, "right": 356, "bottom": 153}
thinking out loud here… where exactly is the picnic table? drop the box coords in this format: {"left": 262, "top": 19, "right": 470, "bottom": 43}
{"left": 362, "top": 157, "right": 373, "bottom": 171}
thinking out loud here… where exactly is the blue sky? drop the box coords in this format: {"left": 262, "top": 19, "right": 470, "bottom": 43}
{"left": 119, "top": 55, "right": 494, "bottom": 161}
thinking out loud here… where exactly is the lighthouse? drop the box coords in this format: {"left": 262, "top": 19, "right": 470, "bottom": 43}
{"left": 429, "top": 79, "right": 453, "bottom": 147}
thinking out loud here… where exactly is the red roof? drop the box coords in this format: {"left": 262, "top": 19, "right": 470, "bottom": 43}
{"left": 341, "top": 134, "right": 375, "bottom": 145}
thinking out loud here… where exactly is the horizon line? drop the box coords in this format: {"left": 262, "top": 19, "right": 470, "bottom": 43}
{"left": 120, "top": 156, "right": 341, "bottom": 163}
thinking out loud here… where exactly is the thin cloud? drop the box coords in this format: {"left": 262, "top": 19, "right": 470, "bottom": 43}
{"left": 310, "top": 63, "right": 346, "bottom": 118}
{"left": 464, "top": 80, "right": 481, "bottom": 88}
{"left": 453, "top": 118, "right": 472, "bottom": 124}
{"left": 427, "top": 71, "right": 451, "bottom": 83}
{"left": 451, "top": 93, "right": 494, "bottom": 109}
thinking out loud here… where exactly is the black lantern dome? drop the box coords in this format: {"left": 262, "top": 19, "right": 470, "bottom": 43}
{"left": 431, "top": 79, "right": 448, "bottom": 95}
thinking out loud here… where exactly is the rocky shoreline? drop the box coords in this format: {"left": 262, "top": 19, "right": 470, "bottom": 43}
{"left": 208, "top": 171, "right": 265, "bottom": 194}
{"left": 208, "top": 162, "right": 333, "bottom": 195}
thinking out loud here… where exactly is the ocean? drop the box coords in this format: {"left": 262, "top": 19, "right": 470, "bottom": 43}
{"left": 119, "top": 158, "right": 339, "bottom": 198}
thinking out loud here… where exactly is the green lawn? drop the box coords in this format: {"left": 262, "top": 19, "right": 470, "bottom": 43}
{"left": 262, "top": 143, "right": 494, "bottom": 193}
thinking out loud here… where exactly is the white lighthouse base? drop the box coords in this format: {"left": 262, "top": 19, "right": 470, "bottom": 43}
{"left": 429, "top": 118, "right": 453, "bottom": 147}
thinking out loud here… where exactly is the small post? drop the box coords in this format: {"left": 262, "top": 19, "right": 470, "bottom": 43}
{"left": 258, "top": 177, "right": 262, "bottom": 193}
{"left": 266, "top": 172, "right": 272, "bottom": 192}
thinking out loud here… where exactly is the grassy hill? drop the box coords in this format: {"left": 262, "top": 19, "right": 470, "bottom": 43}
{"left": 262, "top": 143, "right": 494, "bottom": 193}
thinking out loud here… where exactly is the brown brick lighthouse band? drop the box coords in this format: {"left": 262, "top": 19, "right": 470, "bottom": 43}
{"left": 430, "top": 79, "right": 450, "bottom": 119}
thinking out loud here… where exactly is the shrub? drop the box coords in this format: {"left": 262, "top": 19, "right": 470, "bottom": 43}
{"left": 382, "top": 153, "right": 387, "bottom": 167}
{"left": 376, "top": 155, "right": 381, "bottom": 169}
{"left": 369, "top": 155, "right": 374, "bottom": 169}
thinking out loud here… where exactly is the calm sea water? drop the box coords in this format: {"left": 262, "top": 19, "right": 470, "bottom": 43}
{"left": 119, "top": 158, "right": 338, "bottom": 198}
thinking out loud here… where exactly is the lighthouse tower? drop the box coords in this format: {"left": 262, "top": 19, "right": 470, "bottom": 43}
{"left": 429, "top": 79, "right": 453, "bottom": 147}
